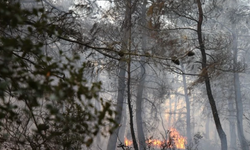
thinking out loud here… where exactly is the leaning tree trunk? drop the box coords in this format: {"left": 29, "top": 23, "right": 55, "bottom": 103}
{"left": 196, "top": 1, "right": 227, "bottom": 150}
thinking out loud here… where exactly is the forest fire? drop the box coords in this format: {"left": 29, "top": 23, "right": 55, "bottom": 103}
{"left": 124, "top": 137, "right": 133, "bottom": 147}
{"left": 169, "top": 128, "right": 186, "bottom": 149}
{"left": 124, "top": 128, "right": 186, "bottom": 149}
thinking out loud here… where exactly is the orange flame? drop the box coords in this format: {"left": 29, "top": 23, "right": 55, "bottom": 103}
{"left": 124, "top": 137, "right": 132, "bottom": 146}
{"left": 124, "top": 128, "right": 186, "bottom": 149}
{"left": 169, "top": 128, "right": 186, "bottom": 149}
{"left": 146, "top": 139, "right": 164, "bottom": 147}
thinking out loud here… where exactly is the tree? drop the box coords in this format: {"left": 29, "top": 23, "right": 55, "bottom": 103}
{"left": 196, "top": 1, "right": 227, "bottom": 149}
{"left": 135, "top": 0, "right": 148, "bottom": 149}
{"left": 180, "top": 62, "right": 192, "bottom": 145}
{"left": 0, "top": 1, "right": 116, "bottom": 149}
{"left": 204, "top": 0, "right": 250, "bottom": 149}
{"left": 106, "top": 0, "right": 131, "bottom": 149}
{"left": 162, "top": 0, "right": 229, "bottom": 149}
{"left": 228, "top": 1, "right": 249, "bottom": 149}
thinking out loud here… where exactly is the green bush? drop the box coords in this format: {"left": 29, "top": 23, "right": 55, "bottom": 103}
{"left": 0, "top": 1, "right": 116, "bottom": 149}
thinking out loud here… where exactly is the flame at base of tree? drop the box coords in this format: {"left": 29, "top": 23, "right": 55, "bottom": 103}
{"left": 124, "top": 128, "right": 186, "bottom": 149}
{"left": 168, "top": 128, "right": 186, "bottom": 149}
{"left": 124, "top": 137, "right": 133, "bottom": 147}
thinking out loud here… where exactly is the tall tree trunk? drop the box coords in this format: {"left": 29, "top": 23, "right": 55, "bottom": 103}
{"left": 191, "top": 95, "right": 195, "bottom": 136}
{"left": 106, "top": 60, "right": 126, "bottom": 150}
{"left": 228, "top": 94, "right": 237, "bottom": 150}
{"left": 174, "top": 97, "right": 178, "bottom": 124}
{"left": 119, "top": 103, "right": 127, "bottom": 145}
{"left": 128, "top": 48, "right": 139, "bottom": 150}
{"left": 135, "top": 51, "right": 146, "bottom": 150}
{"left": 126, "top": 0, "right": 139, "bottom": 149}
{"left": 136, "top": 0, "right": 147, "bottom": 149}
{"left": 180, "top": 63, "right": 192, "bottom": 145}
{"left": 196, "top": 1, "right": 228, "bottom": 150}
{"left": 228, "top": 0, "right": 248, "bottom": 149}
{"left": 107, "top": 1, "right": 133, "bottom": 149}
{"left": 168, "top": 98, "right": 172, "bottom": 128}
{"left": 232, "top": 31, "right": 248, "bottom": 150}
{"left": 135, "top": 35, "right": 147, "bottom": 148}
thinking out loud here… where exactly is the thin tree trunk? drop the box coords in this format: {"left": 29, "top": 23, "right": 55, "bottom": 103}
{"left": 136, "top": 0, "right": 147, "bottom": 149}
{"left": 108, "top": 1, "right": 140, "bottom": 149}
{"left": 174, "top": 97, "right": 178, "bottom": 124}
{"left": 106, "top": 60, "right": 126, "bottom": 150}
{"left": 196, "top": 1, "right": 227, "bottom": 150}
{"left": 228, "top": 96, "right": 237, "bottom": 150}
{"left": 135, "top": 57, "right": 146, "bottom": 150}
{"left": 232, "top": 31, "right": 248, "bottom": 150}
{"left": 191, "top": 95, "right": 195, "bottom": 136}
{"left": 107, "top": 1, "right": 132, "bottom": 149}
{"left": 127, "top": 50, "right": 139, "bottom": 150}
{"left": 168, "top": 98, "right": 172, "bottom": 128}
{"left": 227, "top": 1, "right": 248, "bottom": 149}
{"left": 126, "top": 0, "right": 138, "bottom": 149}
{"left": 180, "top": 63, "right": 192, "bottom": 145}
{"left": 119, "top": 103, "right": 127, "bottom": 145}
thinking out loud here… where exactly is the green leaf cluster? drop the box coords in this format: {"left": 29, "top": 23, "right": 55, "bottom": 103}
{"left": 0, "top": 1, "right": 116, "bottom": 149}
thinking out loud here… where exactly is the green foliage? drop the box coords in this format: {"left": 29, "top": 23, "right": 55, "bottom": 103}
{"left": 0, "top": 0, "right": 116, "bottom": 149}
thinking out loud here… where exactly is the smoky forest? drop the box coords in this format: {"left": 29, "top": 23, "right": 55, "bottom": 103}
{"left": 1, "top": 0, "right": 250, "bottom": 150}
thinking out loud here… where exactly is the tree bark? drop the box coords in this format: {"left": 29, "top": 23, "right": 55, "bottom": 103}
{"left": 228, "top": 94, "right": 237, "bottom": 150}
{"left": 106, "top": 60, "right": 126, "bottom": 150}
{"left": 107, "top": 1, "right": 132, "bottom": 149}
{"left": 232, "top": 31, "right": 249, "bottom": 150}
{"left": 107, "top": 1, "right": 140, "bottom": 149}
{"left": 126, "top": 0, "right": 139, "bottom": 149}
{"left": 119, "top": 103, "right": 127, "bottom": 145}
{"left": 135, "top": 50, "right": 147, "bottom": 150}
{"left": 128, "top": 51, "right": 139, "bottom": 150}
{"left": 180, "top": 63, "right": 192, "bottom": 145}
{"left": 174, "top": 97, "right": 178, "bottom": 124}
{"left": 226, "top": 1, "right": 248, "bottom": 149}
{"left": 196, "top": 1, "right": 228, "bottom": 150}
{"left": 136, "top": 0, "right": 147, "bottom": 149}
